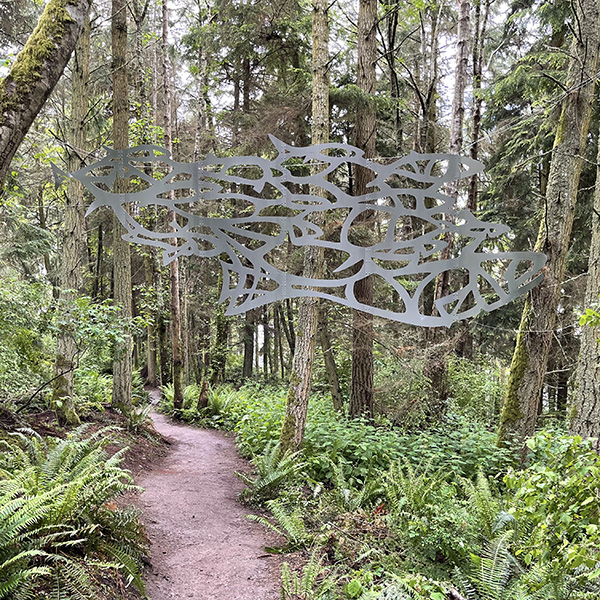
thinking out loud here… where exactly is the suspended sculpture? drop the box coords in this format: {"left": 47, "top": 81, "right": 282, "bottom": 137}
{"left": 55, "top": 137, "right": 546, "bottom": 327}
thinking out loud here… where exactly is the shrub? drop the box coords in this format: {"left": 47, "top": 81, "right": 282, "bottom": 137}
{"left": 505, "top": 432, "right": 600, "bottom": 577}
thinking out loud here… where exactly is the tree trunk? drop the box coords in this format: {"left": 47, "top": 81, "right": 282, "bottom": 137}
{"left": 210, "top": 295, "right": 228, "bottom": 386}
{"left": 349, "top": 0, "right": 377, "bottom": 420}
{"left": 570, "top": 127, "right": 600, "bottom": 449}
{"left": 279, "top": 0, "right": 329, "bottom": 453}
{"left": 497, "top": 0, "right": 600, "bottom": 454}
{"left": 0, "top": 0, "right": 91, "bottom": 186}
{"left": 263, "top": 306, "right": 270, "bottom": 378}
{"left": 111, "top": 0, "right": 133, "bottom": 414}
{"left": 162, "top": 0, "right": 184, "bottom": 410}
{"left": 52, "top": 15, "right": 91, "bottom": 426}
{"left": 144, "top": 253, "right": 158, "bottom": 386}
{"left": 426, "top": 0, "right": 471, "bottom": 398}
{"left": 243, "top": 309, "right": 254, "bottom": 379}
{"left": 319, "top": 301, "right": 343, "bottom": 412}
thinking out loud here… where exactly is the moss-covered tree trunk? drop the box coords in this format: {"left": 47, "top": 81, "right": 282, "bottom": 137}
{"left": 570, "top": 128, "right": 600, "bottom": 449}
{"left": 497, "top": 0, "right": 600, "bottom": 454}
{"left": 52, "top": 16, "right": 91, "bottom": 426}
{"left": 349, "top": 0, "right": 377, "bottom": 420}
{"left": 111, "top": 0, "right": 133, "bottom": 414}
{"left": 0, "top": 0, "right": 91, "bottom": 186}
{"left": 279, "top": 0, "right": 329, "bottom": 453}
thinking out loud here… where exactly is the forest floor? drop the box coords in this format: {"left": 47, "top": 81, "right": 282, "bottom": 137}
{"left": 134, "top": 391, "right": 282, "bottom": 600}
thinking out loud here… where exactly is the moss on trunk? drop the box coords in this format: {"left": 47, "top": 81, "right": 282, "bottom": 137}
{"left": 0, "top": 0, "right": 77, "bottom": 119}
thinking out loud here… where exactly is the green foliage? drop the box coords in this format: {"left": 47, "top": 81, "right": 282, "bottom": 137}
{"left": 448, "top": 357, "right": 505, "bottom": 425}
{"left": 455, "top": 534, "right": 524, "bottom": 600}
{"left": 383, "top": 460, "right": 472, "bottom": 566}
{"left": 322, "top": 458, "right": 382, "bottom": 512}
{"left": 237, "top": 441, "right": 306, "bottom": 505}
{"left": 249, "top": 498, "right": 313, "bottom": 551}
{"left": 73, "top": 368, "right": 112, "bottom": 414}
{"left": 202, "top": 385, "right": 513, "bottom": 485}
{"left": 579, "top": 299, "right": 600, "bottom": 337}
{"left": 0, "top": 426, "right": 147, "bottom": 598}
{"left": 0, "top": 275, "right": 52, "bottom": 401}
{"left": 504, "top": 432, "right": 600, "bottom": 577}
{"left": 160, "top": 382, "right": 202, "bottom": 410}
{"left": 280, "top": 550, "right": 337, "bottom": 600}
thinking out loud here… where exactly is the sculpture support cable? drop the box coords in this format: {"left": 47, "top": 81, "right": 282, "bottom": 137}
{"left": 56, "top": 137, "right": 546, "bottom": 327}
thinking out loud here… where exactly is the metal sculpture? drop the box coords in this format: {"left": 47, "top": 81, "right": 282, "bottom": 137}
{"left": 55, "top": 137, "right": 546, "bottom": 327}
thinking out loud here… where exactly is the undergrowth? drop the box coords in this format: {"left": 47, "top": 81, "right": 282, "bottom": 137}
{"left": 162, "top": 383, "right": 600, "bottom": 600}
{"left": 0, "top": 425, "right": 148, "bottom": 599}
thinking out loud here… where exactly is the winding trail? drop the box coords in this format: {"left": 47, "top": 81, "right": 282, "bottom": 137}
{"left": 135, "top": 410, "right": 282, "bottom": 600}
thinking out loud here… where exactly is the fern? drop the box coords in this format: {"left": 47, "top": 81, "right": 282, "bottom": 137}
{"left": 280, "top": 550, "right": 337, "bottom": 600}
{"left": 238, "top": 441, "right": 306, "bottom": 505}
{"left": 0, "top": 426, "right": 148, "bottom": 599}
{"left": 248, "top": 498, "right": 313, "bottom": 551}
{"left": 455, "top": 533, "right": 524, "bottom": 600}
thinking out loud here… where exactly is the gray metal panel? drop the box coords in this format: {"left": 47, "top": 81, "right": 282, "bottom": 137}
{"left": 59, "top": 137, "right": 546, "bottom": 327}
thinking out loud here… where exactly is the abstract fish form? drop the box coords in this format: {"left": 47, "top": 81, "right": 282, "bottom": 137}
{"left": 57, "top": 137, "right": 546, "bottom": 327}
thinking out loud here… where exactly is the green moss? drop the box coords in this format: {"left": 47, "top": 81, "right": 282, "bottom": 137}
{"left": 279, "top": 411, "right": 297, "bottom": 454}
{"left": 497, "top": 300, "right": 531, "bottom": 447}
{"left": 0, "top": 0, "right": 78, "bottom": 121}
{"left": 52, "top": 353, "right": 81, "bottom": 426}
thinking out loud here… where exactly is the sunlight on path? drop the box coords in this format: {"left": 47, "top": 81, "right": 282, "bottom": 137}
{"left": 136, "top": 409, "right": 281, "bottom": 600}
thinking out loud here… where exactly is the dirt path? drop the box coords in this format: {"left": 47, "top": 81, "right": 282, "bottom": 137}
{"left": 135, "top": 409, "right": 282, "bottom": 600}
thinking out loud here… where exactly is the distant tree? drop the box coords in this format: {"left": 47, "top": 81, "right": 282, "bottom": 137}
{"left": 162, "top": 0, "right": 184, "bottom": 410}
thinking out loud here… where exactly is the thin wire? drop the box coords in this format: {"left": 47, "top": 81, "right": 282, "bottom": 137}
{"left": 470, "top": 321, "right": 578, "bottom": 335}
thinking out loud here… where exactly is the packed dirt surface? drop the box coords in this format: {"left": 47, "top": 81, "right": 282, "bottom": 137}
{"left": 135, "top": 405, "right": 282, "bottom": 600}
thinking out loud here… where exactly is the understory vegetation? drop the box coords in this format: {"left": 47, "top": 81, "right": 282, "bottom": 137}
{"left": 162, "top": 384, "right": 600, "bottom": 600}
{"left": 0, "top": 425, "right": 150, "bottom": 600}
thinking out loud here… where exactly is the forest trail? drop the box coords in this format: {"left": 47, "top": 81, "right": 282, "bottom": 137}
{"left": 135, "top": 400, "right": 282, "bottom": 600}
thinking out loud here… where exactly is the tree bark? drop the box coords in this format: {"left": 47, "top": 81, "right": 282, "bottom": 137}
{"left": 279, "top": 0, "right": 329, "bottom": 453}
{"left": 349, "top": 0, "right": 377, "bottom": 420}
{"left": 52, "top": 14, "right": 91, "bottom": 426}
{"left": 319, "top": 301, "right": 343, "bottom": 412}
{"left": 111, "top": 0, "right": 133, "bottom": 414}
{"left": 162, "top": 0, "right": 184, "bottom": 410}
{"left": 0, "top": 0, "right": 92, "bottom": 186}
{"left": 426, "top": 0, "right": 471, "bottom": 397}
{"left": 242, "top": 309, "right": 255, "bottom": 379}
{"left": 497, "top": 0, "right": 600, "bottom": 454}
{"left": 570, "top": 126, "right": 600, "bottom": 449}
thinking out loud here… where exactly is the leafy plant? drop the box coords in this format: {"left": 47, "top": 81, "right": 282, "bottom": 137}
{"left": 280, "top": 550, "right": 338, "bottom": 600}
{"left": 504, "top": 432, "right": 600, "bottom": 575}
{"left": 248, "top": 498, "right": 313, "bottom": 551}
{"left": 237, "top": 441, "right": 306, "bottom": 505}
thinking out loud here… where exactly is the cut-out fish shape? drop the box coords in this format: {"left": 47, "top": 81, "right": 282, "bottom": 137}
{"left": 55, "top": 137, "right": 546, "bottom": 327}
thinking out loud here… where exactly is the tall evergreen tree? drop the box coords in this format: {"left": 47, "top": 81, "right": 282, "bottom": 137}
{"left": 497, "top": 0, "right": 600, "bottom": 454}
{"left": 111, "top": 0, "right": 133, "bottom": 413}
{"left": 349, "top": 0, "right": 377, "bottom": 419}
{"left": 52, "top": 15, "right": 91, "bottom": 426}
{"left": 279, "top": 0, "right": 330, "bottom": 453}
